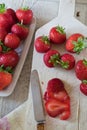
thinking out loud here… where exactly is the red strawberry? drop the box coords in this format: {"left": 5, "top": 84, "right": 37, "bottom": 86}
{"left": 59, "top": 110, "right": 70, "bottom": 120}
{"left": 0, "top": 4, "right": 15, "bottom": 32}
{"left": 4, "top": 33, "right": 21, "bottom": 49}
{"left": 49, "top": 25, "right": 66, "bottom": 44}
{"left": 43, "top": 50, "right": 60, "bottom": 67}
{"left": 47, "top": 78, "right": 64, "bottom": 93}
{"left": 0, "top": 71, "right": 12, "bottom": 90}
{"left": 80, "top": 80, "right": 87, "bottom": 96}
{"left": 16, "top": 7, "right": 33, "bottom": 25}
{"left": 60, "top": 53, "right": 75, "bottom": 70}
{"left": 34, "top": 36, "right": 51, "bottom": 53}
{"left": 7, "top": 8, "right": 18, "bottom": 24}
{"left": 11, "top": 23, "right": 29, "bottom": 40}
{"left": 0, "top": 65, "right": 13, "bottom": 90}
{"left": 0, "top": 50, "right": 19, "bottom": 68}
{"left": 75, "top": 59, "right": 87, "bottom": 80}
{"left": 45, "top": 99, "right": 69, "bottom": 118}
{"left": 65, "top": 33, "right": 87, "bottom": 54}
{"left": 0, "top": 28, "right": 7, "bottom": 42}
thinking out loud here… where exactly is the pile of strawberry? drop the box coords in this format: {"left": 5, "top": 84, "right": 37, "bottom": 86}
{"left": 34, "top": 25, "right": 87, "bottom": 120}
{"left": 0, "top": 3, "right": 33, "bottom": 90}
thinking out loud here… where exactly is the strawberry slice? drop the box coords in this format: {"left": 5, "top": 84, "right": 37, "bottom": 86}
{"left": 45, "top": 99, "right": 69, "bottom": 118}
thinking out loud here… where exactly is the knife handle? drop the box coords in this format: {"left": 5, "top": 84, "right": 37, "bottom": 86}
{"left": 37, "top": 123, "right": 44, "bottom": 130}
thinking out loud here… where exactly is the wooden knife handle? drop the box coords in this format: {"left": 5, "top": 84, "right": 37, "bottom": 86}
{"left": 37, "top": 123, "right": 44, "bottom": 130}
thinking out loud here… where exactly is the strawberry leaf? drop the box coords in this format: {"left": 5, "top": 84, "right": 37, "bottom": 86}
{"left": 60, "top": 61, "right": 69, "bottom": 69}
{"left": 56, "top": 25, "right": 66, "bottom": 34}
{"left": 42, "top": 36, "right": 50, "bottom": 45}
{"left": 49, "top": 54, "right": 60, "bottom": 66}
{"left": 82, "top": 80, "right": 87, "bottom": 84}
{"left": 73, "top": 37, "right": 87, "bottom": 54}
{"left": 0, "top": 3, "right": 6, "bottom": 13}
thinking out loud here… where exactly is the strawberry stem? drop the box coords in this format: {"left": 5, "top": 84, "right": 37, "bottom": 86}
{"left": 21, "top": 7, "right": 29, "bottom": 10}
{"left": 83, "top": 59, "right": 87, "bottom": 66}
{"left": 59, "top": 60, "right": 69, "bottom": 69}
{"left": 56, "top": 25, "right": 65, "bottom": 34}
{"left": 0, "top": 3, "right": 6, "bottom": 13}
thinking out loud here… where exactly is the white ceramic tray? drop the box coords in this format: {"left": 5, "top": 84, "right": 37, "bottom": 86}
{"left": 0, "top": 17, "right": 36, "bottom": 97}
{"left": 27, "top": 0, "right": 87, "bottom": 130}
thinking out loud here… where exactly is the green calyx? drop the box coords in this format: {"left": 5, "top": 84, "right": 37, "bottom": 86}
{"left": 21, "top": 6, "right": 29, "bottom": 10}
{"left": 0, "top": 40, "right": 11, "bottom": 52}
{"left": 59, "top": 61, "right": 69, "bottom": 69}
{"left": 82, "top": 80, "right": 87, "bottom": 84}
{"left": 42, "top": 36, "right": 50, "bottom": 45}
{"left": 73, "top": 37, "right": 87, "bottom": 54}
{"left": 0, "top": 65, "right": 13, "bottom": 74}
{"left": 49, "top": 54, "right": 60, "bottom": 66}
{"left": 56, "top": 25, "right": 65, "bottom": 34}
{"left": 83, "top": 59, "right": 87, "bottom": 66}
{"left": 0, "top": 3, "right": 6, "bottom": 13}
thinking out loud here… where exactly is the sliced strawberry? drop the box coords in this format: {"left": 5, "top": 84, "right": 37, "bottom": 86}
{"left": 59, "top": 110, "right": 70, "bottom": 120}
{"left": 45, "top": 99, "right": 69, "bottom": 117}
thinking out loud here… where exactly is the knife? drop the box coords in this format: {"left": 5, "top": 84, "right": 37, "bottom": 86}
{"left": 30, "top": 70, "right": 45, "bottom": 130}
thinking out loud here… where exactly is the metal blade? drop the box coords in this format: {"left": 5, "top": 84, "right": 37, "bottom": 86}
{"left": 30, "top": 70, "right": 45, "bottom": 123}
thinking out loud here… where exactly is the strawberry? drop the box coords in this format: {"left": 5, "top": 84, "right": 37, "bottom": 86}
{"left": 44, "top": 78, "right": 70, "bottom": 120}
{"left": 0, "top": 50, "right": 19, "bottom": 68}
{"left": 4, "top": 33, "right": 21, "bottom": 49}
{"left": 0, "top": 4, "right": 15, "bottom": 32}
{"left": 7, "top": 8, "right": 18, "bottom": 24}
{"left": 45, "top": 99, "right": 69, "bottom": 118}
{"left": 11, "top": 23, "right": 29, "bottom": 40}
{"left": 60, "top": 53, "right": 75, "bottom": 70}
{"left": 43, "top": 50, "right": 60, "bottom": 67}
{"left": 0, "top": 65, "right": 12, "bottom": 90}
{"left": 0, "top": 28, "right": 7, "bottom": 42}
{"left": 49, "top": 25, "right": 66, "bottom": 44}
{"left": 75, "top": 59, "right": 87, "bottom": 80}
{"left": 80, "top": 80, "right": 87, "bottom": 96}
{"left": 34, "top": 36, "right": 51, "bottom": 53}
{"left": 16, "top": 7, "right": 33, "bottom": 25}
{"left": 65, "top": 33, "right": 87, "bottom": 54}
{"left": 47, "top": 78, "right": 64, "bottom": 93}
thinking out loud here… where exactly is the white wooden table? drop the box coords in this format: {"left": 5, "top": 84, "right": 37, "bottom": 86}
{"left": 0, "top": 0, "right": 59, "bottom": 118}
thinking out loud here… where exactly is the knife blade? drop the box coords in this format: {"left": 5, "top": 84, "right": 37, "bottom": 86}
{"left": 30, "top": 70, "right": 45, "bottom": 130}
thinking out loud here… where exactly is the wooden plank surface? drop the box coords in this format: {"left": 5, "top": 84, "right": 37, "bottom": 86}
{"left": 0, "top": 0, "right": 59, "bottom": 118}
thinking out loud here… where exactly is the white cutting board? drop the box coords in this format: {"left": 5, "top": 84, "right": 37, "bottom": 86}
{"left": 27, "top": 0, "right": 87, "bottom": 130}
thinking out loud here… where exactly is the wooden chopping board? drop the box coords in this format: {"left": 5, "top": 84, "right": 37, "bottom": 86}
{"left": 26, "top": 0, "right": 87, "bottom": 130}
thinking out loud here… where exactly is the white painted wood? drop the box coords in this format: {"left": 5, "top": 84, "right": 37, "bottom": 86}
{"left": 27, "top": 0, "right": 87, "bottom": 130}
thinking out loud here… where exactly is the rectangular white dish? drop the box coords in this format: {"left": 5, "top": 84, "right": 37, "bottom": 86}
{"left": 0, "top": 17, "right": 36, "bottom": 97}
